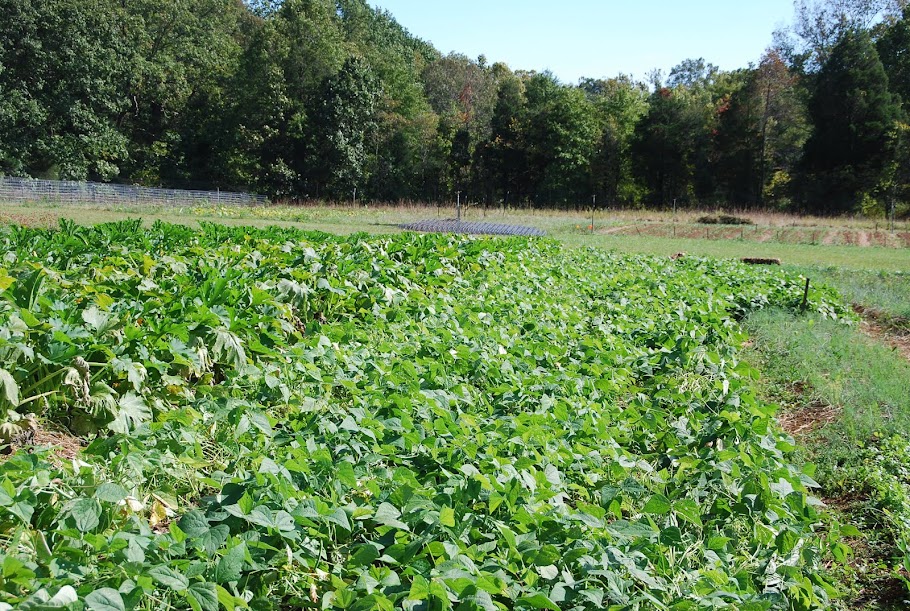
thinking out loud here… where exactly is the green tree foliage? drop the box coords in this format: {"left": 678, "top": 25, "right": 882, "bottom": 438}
{"left": 119, "top": 0, "right": 246, "bottom": 187}
{"left": 0, "top": 0, "right": 907, "bottom": 211}
{"left": 666, "top": 57, "right": 720, "bottom": 89}
{"left": 877, "top": 5, "right": 910, "bottom": 110}
{"left": 632, "top": 87, "right": 697, "bottom": 206}
{"left": 714, "top": 51, "right": 810, "bottom": 207}
{"left": 581, "top": 76, "right": 650, "bottom": 205}
{"left": 0, "top": 0, "right": 129, "bottom": 180}
{"left": 877, "top": 6, "right": 910, "bottom": 209}
{"left": 801, "top": 29, "right": 903, "bottom": 213}
{"left": 631, "top": 59, "right": 746, "bottom": 208}
{"left": 481, "top": 73, "right": 528, "bottom": 205}
{"left": 419, "top": 54, "right": 501, "bottom": 201}
{"left": 308, "top": 57, "right": 379, "bottom": 199}
{"left": 792, "top": 0, "right": 906, "bottom": 65}
{"left": 217, "top": 17, "right": 297, "bottom": 195}
{"left": 518, "top": 73, "right": 600, "bottom": 206}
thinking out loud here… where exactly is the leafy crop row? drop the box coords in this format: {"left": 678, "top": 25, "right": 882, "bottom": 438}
{"left": 0, "top": 220, "right": 850, "bottom": 610}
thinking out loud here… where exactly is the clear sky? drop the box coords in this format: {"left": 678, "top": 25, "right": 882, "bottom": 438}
{"left": 367, "top": 0, "right": 798, "bottom": 83}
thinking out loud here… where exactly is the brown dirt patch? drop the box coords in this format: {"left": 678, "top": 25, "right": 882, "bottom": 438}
{"left": 821, "top": 489, "right": 910, "bottom": 609}
{"left": 823, "top": 489, "right": 868, "bottom": 514}
{"left": 613, "top": 222, "right": 909, "bottom": 249}
{"left": 31, "top": 428, "right": 83, "bottom": 462}
{"left": 778, "top": 400, "right": 840, "bottom": 438}
{"left": 851, "top": 571, "right": 910, "bottom": 610}
{"left": 0, "top": 212, "right": 59, "bottom": 228}
{"left": 775, "top": 380, "right": 840, "bottom": 438}
{"left": 1, "top": 426, "right": 83, "bottom": 464}
{"left": 854, "top": 305, "right": 910, "bottom": 362}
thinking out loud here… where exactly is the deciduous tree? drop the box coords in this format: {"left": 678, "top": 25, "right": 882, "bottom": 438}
{"left": 0, "top": 0, "right": 130, "bottom": 180}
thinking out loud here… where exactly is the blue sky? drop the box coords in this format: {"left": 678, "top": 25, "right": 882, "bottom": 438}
{"left": 367, "top": 0, "right": 797, "bottom": 83}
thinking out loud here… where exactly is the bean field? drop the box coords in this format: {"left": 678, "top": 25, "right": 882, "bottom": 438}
{"left": 0, "top": 220, "right": 853, "bottom": 610}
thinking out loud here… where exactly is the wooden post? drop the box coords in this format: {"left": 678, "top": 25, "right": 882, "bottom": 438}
{"left": 591, "top": 194, "right": 596, "bottom": 235}
{"left": 801, "top": 278, "right": 810, "bottom": 311}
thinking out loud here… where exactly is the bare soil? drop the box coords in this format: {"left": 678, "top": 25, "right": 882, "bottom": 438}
{"left": 32, "top": 427, "right": 83, "bottom": 462}
{"left": 0, "top": 211, "right": 58, "bottom": 228}
{"left": 778, "top": 400, "right": 840, "bottom": 438}
{"left": 774, "top": 379, "right": 841, "bottom": 439}
{"left": 826, "top": 489, "right": 910, "bottom": 611}
{"left": 822, "top": 230, "right": 839, "bottom": 245}
{"left": 854, "top": 305, "right": 910, "bottom": 363}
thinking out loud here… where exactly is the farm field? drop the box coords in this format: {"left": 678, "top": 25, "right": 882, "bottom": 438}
{"left": 2, "top": 201, "right": 910, "bottom": 270}
{"left": 0, "top": 219, "right": 855, "bottom": 609}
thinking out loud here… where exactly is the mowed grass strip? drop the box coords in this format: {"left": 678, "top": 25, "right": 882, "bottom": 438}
{"left": 746, "top": 309, "right": 910, "bottom": 440}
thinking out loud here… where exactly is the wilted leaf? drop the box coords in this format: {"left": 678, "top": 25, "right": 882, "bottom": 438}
{"left": 0, "top": 368, "right": 18, "bottom": 407}
{"left": 108, "top": 392, "right": 151, "bottom": 434}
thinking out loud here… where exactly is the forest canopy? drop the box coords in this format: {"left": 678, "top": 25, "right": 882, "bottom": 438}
{"left": 0, "top": 0, "right": 908, "bottom": 214}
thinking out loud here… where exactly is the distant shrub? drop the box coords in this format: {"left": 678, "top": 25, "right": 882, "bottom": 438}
{"left": 697, "top": 214, "right": 755, "bottom": 226}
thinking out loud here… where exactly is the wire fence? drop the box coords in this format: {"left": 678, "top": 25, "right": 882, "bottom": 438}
{"left": 0, "top": 176, "right": 268, "bottom": 207}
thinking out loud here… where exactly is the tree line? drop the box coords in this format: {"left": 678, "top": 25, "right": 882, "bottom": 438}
{"left": 1, "top": 0, "right": 908, "bottom": 214}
